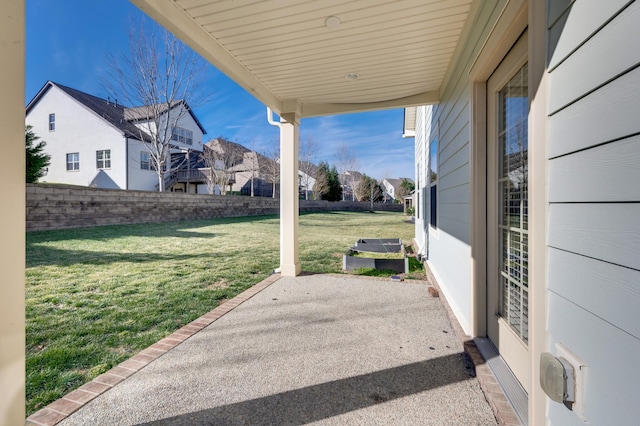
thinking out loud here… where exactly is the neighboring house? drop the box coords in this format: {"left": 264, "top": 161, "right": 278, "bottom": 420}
{"left": 164, "top": 151, "right": 209, "bottom": 194}
{"left": 298, "top": 160, "right": 318, "bottom": 200}
{"left": 205, "top": 138, "right": 319, "bottom": 198}
{"left": 382, "top": 178, "right": 413, "bottom": 203}
{"left": 230, "top": 150, "right": 278, "bottom": 197}
{"left": 205, "top": 138, "right": 280, "bottom": 197}
{"left": 25, "top": 81, "right": 206, "bottom": 191}
{"left": 340, "top": 170, "right": 362, "bottom": 201}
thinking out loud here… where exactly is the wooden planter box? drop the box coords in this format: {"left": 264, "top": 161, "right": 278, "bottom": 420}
{"left": 352, "top": 238, "right": 403, "bottom": 253}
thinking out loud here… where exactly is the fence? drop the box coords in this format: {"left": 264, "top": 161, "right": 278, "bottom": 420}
{"left": 26, "top": 184, "right": 403, "bottom": 231}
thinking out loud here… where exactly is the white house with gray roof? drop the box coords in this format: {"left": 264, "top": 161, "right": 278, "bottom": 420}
{"left": 25, "top": 81, "right": 206, "bottom": 191}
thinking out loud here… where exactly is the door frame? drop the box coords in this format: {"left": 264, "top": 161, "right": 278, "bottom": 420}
{"left": 468, "top": 0, "right": 548, "bottom": 423}
{"left": 469, "top": 0, "right": 528, "bottom": 340}
{"left": 486, "top": 31, "right": 530, "bottom": 390}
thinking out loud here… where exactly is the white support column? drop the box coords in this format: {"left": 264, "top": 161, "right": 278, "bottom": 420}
{"left": 279, "top": 112, "right": 301, "bottom": 276}
{"left": 0, "top": 0, "right": 26, "bottom": 423}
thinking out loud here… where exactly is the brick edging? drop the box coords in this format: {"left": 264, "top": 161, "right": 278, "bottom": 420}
{"left": 26, "top": 273, "right": 282, "bottom": 426}
{"left": 463, "top": 340, "right": 523, "bottom": 426}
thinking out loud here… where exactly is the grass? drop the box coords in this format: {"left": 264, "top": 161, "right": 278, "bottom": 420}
{"left": 350, "top": 251, "right": 405, "bottom": 259}
{"left": 352, "top": 251, "right": 425, "bottom": 279}
{"left": 26, "top": 211, "right": 419, "bottom": 415}
{"left": 352, "top": 268, "right": 400, "bottom": 277}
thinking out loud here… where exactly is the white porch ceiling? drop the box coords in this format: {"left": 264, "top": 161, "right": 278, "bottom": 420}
{"left": 130, "top": 0, "right": 474, "bottom": 117}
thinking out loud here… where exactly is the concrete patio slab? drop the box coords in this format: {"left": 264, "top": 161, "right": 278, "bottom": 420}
{"left": 37, "top": 274, "right": 497, "bottom": 425}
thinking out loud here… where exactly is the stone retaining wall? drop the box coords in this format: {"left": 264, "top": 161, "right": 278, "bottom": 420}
{"left": 26, "top": 184, "right": 402, "bottom": 231}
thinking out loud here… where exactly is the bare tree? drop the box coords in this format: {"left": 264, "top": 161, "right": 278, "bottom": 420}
{"left": 299, "top": 135, "right": 317, "bottom": 200}
{"left": 334, "top": 143, "right": 358, "bottom": 201}
{"left": 355, "top": 175, "right": 384, "bottom": 209}
{"left": 201, "top": 138, "right": 244, "bottom": 195}
{"left": 262, "top": 138, "right": 280, "bottom": 198}
{"left": 104, "top": 18, "right": 209, "bottom": 191}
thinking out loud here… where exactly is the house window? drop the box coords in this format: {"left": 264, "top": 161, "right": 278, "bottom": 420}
{"left": 96, "top": 150, "right": 111, "bottom": 169}
{"left": 140, "top": 151, "right": 151, "bottom": 170}
{"left": 66, "top": 153, "right": 79, "bottom": 171}
{"left": 428, "top": 133, "right": 438, "bottom": 229}
{"left": 49, "top": 113, "right": 55, "bottom": 131}
{"left": 171, "top": 127, "right": 193, "bottom": 145}
{"left": 498, "top": 62, "right": 529, "bottom": 341}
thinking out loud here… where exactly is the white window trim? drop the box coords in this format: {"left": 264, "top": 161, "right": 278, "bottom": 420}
{"left": 96, "top": 149, "right": 111, "bottom": 170}
{"left": 66, "top": 152, "right": 79, "bottom": 172}
{"left": 140, "top": 151, "right": 153, "bottom": 171}
{"left": 171, "top": 127, "right": 193, "bottom": 146}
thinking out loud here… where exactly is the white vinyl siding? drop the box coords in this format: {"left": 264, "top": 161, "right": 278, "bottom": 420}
{"left": 416, "top": 0, "right": 507, "bottom": 334}
{"left": 127, "top": 139, "right": 164, "bottom": 191}
{"left": 25, "top": 85, "right": 128, "bottom": 189}
{"left": 546, "top": 1, "right": 640, "bottom": 424}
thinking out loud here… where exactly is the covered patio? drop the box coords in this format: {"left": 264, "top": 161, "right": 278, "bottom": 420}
{"left": 127, "top": 0, "right": 472, "bottom": 277}
{"left": 28, "top": 274, "right": 499, "bottom": 425}
{"left": 2, "top": 0, "right": 522, "bottom": 424}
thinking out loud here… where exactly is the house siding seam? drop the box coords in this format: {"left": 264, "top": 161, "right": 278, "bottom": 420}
{"left": 546, "top": 0, "right": 640, "bottom": 425}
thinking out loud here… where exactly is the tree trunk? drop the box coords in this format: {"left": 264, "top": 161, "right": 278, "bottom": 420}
{"left": 158, "top": 172, "right": 165, "bottom": 192}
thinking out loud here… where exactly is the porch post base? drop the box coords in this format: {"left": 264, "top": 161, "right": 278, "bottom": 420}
{"left": 279, "top": 263, "right": 301, "bottom": 277}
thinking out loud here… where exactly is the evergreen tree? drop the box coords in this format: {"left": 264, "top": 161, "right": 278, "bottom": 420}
{"left": 327, "top": 165, "right": 342, "bottom": 201}
{"left": 25, "top": 125, "right": 50, "bottom": 183}
{"left": 314, "top": 162, "right": 343, "bottom": 201}
{"left": 396, "top": 178, "right": 415, "bottom": 201}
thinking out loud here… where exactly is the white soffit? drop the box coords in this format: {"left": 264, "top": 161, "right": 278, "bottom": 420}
{"left": 403, "top": 106, "right": 417, "bottom": 138}
{"left": 131, "top": 0, "right": 473, "bottom": 117}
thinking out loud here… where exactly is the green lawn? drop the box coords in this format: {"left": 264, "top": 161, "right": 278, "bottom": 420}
{"left": 26, "top": 211, "right": 418, "bottom": 415}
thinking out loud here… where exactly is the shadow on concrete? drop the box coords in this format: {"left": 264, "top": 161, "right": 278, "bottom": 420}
{"left": 136, "top": 354, "right": 475, "bottom": 426}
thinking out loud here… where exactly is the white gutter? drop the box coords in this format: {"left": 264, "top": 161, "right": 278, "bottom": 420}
{"left": 267, "top": 106, "right": 282, "bottom": 274}
{"left": 266, "top": 107, "right": 280, "bottom": 128}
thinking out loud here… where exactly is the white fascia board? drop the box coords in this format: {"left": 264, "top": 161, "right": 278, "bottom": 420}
{"left": 403, "top": 106, "right": 417, "bottom": 138}
{"left": 300, "top": 91, "right": 439, "bottom": 118}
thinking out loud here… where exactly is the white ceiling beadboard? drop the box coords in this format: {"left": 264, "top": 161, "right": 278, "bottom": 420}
{"left": 131, "top": 0, "right": 473, "bottom": 117}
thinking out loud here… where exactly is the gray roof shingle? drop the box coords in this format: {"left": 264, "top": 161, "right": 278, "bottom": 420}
{"left": 26, "top": 81, "right": 207, "bottom": 140}
{"left": 50, "top": 82, "right": 149, "bottom": 140}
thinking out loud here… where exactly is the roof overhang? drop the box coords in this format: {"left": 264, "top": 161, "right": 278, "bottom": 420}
{"left": 402, "top": 106, "right": 417, "bottom": 138}
{"left": 130, "top": 0, "right": 475, "bottom": 118}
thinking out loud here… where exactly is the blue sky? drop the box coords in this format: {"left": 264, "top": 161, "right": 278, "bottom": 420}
{"left": 26, "top": 0, "right": 415, "bottom": 180}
